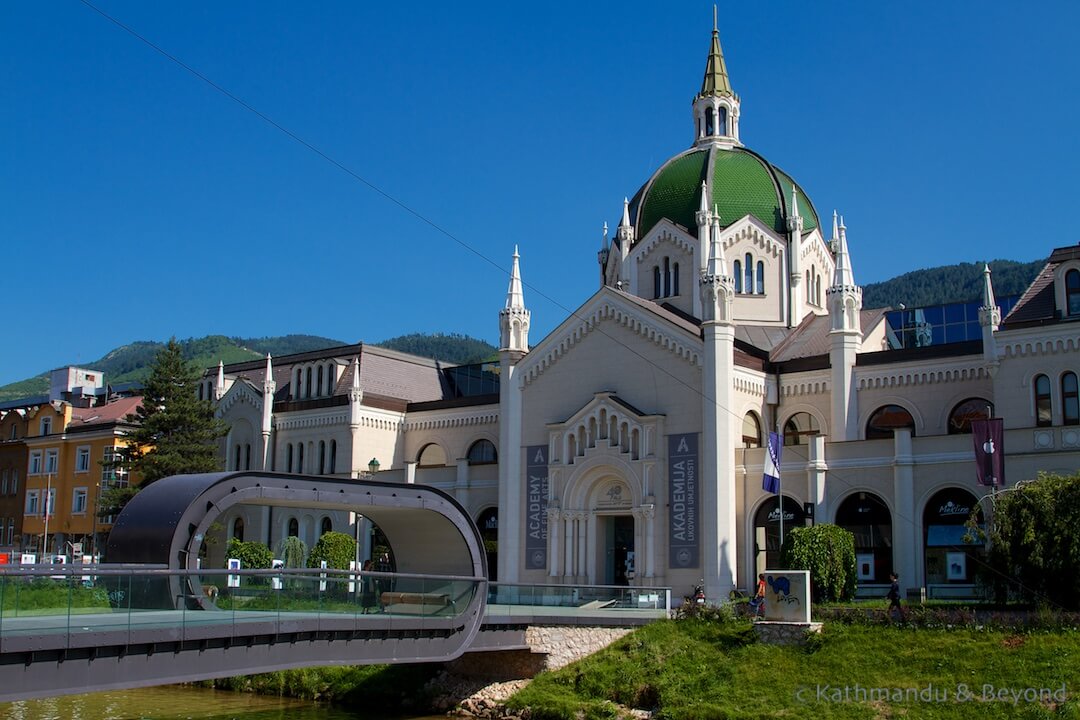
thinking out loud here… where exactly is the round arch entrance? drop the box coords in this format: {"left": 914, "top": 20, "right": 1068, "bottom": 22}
{"left": 835, "top": 492, "right": 892, "bottom": 584}
{"left": 753, "top": 495, "right": 806, "bottom": 575}
{"left": 923, "top": 487, "right": 983, "bottom": 587}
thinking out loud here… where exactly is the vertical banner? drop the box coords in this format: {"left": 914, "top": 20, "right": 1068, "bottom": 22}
{"left": 525, "top": 445, "right": 549, "bottom": 569}
{"left": 972, "top": 418, "right": 1005, "bottom": 486}
{"left": 668, "top": 433, "right": 700, "bottom": 568}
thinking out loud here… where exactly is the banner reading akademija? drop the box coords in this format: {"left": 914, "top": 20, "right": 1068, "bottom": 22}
{"left": 668, "top": 433, "right": 699, "bottom": 568}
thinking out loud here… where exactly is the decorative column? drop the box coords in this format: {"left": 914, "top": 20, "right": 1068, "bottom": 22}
{"left": 826, "top": 216, "right": 863, "bottom": 441}
{"left": 498, "top": 247, "right": 530, "bottom": 582}
{"left": 261, "top": 354, "right": 275, "bottom": 471}
{"left": 548, "top": 507, "right": 561, "bottom": 577}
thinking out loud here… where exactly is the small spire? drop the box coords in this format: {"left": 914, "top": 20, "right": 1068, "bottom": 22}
{"left": 602, "top": 221, "right": 609, "bottom": 251}
{"left": 506, "top": 246, "right": 526, "bottom": 310}
{"left": 790, "top": 184, "right": 801, "bottom": 220}
{"left": 698, "top": 6, "right": 734, "bottom": 98}
{"left": 982, "top": 264, "right": 997, "bottom": 309}
{"left": 707, "top": 219, "right": 726, "bottom": 276}
{"left": 265, "top": 353, "right": 273, "bottom": 375}
{"left": 216, "top": 361, "right": 224, "bottom": 392}
{"left": 833, "top": 218, "right": 854, "bottom": 288}
{"left": 619, "top": 197, "right": 631, "bottom": 228}
{"left": 351, "top": 356, "right": 361, "bottom": 391}
{"left": 832, "top": 210, "right": 839, "bottom": 241}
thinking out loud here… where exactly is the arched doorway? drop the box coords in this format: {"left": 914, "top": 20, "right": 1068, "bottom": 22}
{"left": 753, "top": 496, "right": 806, "bottom": 575}
{"left": 835, "top": 493, "right": 893, "bottom": 584}
{"left": 923, "top": 488, "right": 983, "bottom": 588}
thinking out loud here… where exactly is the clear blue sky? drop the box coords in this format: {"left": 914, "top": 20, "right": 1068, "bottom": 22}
{"left": 3, "top": 1, "right": 1078, "bottom": 386}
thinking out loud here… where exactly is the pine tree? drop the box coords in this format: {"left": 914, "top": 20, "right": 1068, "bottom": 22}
{"left": 100, "top": 338, "right": 227, "bottom": 516}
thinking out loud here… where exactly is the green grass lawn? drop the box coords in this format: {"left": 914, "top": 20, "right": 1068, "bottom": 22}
{"left": 508, "top": 619, "right": 1080, "bottom": 719}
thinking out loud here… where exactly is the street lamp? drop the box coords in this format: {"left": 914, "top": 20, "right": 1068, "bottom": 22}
{"left": 368, "top": 458, "right": 380, "bottom": 474}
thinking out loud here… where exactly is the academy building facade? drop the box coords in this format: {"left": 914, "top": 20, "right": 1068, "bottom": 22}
{"left": 207, "top": 23, "right": 1080, "bottom": 600}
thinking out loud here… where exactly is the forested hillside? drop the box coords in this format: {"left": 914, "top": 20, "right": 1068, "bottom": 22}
{"left": 377, "top": 333, "right": 497, "bottom": 364}
{"left": 862, "top": 260, "right": 1042, "bottom": 309}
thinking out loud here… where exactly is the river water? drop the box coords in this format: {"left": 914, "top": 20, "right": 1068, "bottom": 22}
{"left": 0, "top": 686, "right": 445, "bottom": 720}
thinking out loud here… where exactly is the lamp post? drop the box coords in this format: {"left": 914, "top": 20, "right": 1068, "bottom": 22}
{"left": 368, "top": 457, "right": 380, "bottom": 475}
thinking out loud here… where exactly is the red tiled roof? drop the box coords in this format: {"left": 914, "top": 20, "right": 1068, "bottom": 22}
{"left": 68, "top": 396, "right": 142, "bottom": 427}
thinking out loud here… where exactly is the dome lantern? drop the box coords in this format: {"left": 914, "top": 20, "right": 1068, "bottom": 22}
{"left": 692, "top": 8, "right": 740, "bottom": 149}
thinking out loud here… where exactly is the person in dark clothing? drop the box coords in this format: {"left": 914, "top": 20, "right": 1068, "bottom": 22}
{"left": 887, "top": 572, "right": 905, "bottom": 622}
{"left": 750, "top": 573, "right": 767, "bottom": 619}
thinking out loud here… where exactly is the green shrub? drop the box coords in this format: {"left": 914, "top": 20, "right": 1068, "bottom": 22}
{"left": 307, "top": 531, "right": 357, "bottom": 570}
{"left": 780, "top": 523, "right": 857, "bottom": 602}
{"left": 225, "top": 538, "right": 273, "bottom": 569}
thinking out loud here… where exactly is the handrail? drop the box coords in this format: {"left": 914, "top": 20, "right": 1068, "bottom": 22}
{"left": 0, "top": 565, "right": 486, "bottom": 583}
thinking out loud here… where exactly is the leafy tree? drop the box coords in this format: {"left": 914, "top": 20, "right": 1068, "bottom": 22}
{"left": 101, "top": 338, "right": 227, "bottom": 516}
{"left": 226, "top": 538, "right": 273, "bottom": 569}
{"left": 307, "top": 531, "right": 357, "bottom": 570}
{"left": 376, "top": 333, "right": 496, "bottom": 364}
{"left": 277, "top": 535, "right": 308, "bottom": 569}
{"left": 780, "top": 524, "right": 857, "bottom": 602}
{"left": 982, "top": 472, "right": 1080, "bottom": 609}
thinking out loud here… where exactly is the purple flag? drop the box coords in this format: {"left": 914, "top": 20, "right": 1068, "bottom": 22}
{"left": 763, "top": 431, "right": 781, "bottom": 494}
{"left": 972, "top": 418, "right": 1004, "bottom": 487}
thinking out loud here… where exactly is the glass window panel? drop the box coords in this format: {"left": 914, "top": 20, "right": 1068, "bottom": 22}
{"left": 944, "top": 303, "right": 966, "bottom": 324}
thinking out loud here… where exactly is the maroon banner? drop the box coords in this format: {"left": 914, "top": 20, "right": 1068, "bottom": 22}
{"left": 972, "top": 418, "right": 1005, "bottom": 487}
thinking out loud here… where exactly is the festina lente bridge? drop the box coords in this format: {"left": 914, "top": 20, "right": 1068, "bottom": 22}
{"left": 0, "top": 472, "right": 668, "bottom": 702}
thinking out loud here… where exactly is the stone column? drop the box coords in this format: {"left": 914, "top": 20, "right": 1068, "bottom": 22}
{"left": 548, "top": 508, "right": 561, "bottom": 577}
{"left": 891, "top": 429, "right": 918, "bottom": 592}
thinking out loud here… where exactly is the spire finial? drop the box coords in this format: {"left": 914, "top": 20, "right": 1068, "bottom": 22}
{"left": 506, "top": 246, "right": 526, "bottom": 310}
{"left": 698, "top": 8, "right": 733, "bottom": 98}
{"left": 620, "top": 197, "right": 631, "bottom": 228}
{"left": 713, "top": 4, "right": 718, "bottom": 32}
{"left": 602, "top": 221, "right": 609, "bottom": 251}
{"left": 790, "top": 184, "right": 800, "bottom": 219}
{"left": 832, "top": 210, "right": 839, "bottom": 241}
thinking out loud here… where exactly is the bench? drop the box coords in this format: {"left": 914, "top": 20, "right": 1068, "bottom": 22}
{"left": 380, "top": 591, "right": 453, "bottom": 614}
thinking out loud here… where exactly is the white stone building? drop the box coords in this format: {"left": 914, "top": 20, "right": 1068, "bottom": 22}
{"left": 207, "top": 21, "right": 1080, "bottom": 600}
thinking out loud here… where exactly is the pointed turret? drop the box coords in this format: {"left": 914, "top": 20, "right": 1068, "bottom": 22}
{"left": 787, "top": 184, "right": 805, "bottom": 325}
{"left": 215, "top": 361, "right": 225, "bottom": 401}
{"left": 831, "top": 210, "right": 839, "bottom": 248}
{"left": 261, "top": 354, "right": 275, "bottom": 470}
{"left": 615, "top": 197, "right": 634, "bottom": 286}
{"left": 826, "top": 217, "right": 863, "bottom": 441}
{"left": 499, "top": 247, "right": 531, "bottom": 355}
{"left": 598, "top": 222, "right": 610, "bottom": 284}
{"left": 692, "top": 8, "right": 740, "bottom": 146}
{"left": 832, "top": 216, "right": 855, "bottom": 290}
{"left": 979, "top": 264, "right": 1002, "bottom": 372}
{"left": 695, "top": 181, "right": 712, "bottom": 252}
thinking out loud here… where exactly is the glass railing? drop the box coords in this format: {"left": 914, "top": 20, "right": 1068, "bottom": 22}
{"left": 486, "top": 582, "right": 670, "bottom": 618}
{"left": 0, "top": 565, "right": 485, "bottom": 649}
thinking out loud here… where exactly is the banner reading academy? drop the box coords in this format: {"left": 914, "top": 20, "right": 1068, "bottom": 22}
{"left": 668, "top": 433, "right": 699, "bottom": 568}
{"left": 525, "top": 445, "right": 549, "bottom": 569}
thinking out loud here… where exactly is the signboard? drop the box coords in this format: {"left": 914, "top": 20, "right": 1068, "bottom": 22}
{"left": 972, "top": 418, "right": 1005, "bottom": 486}
{"left": 71, "top": 542, "right": 83, "bottom": 556}
{"left": 319, "top": 560, "right": 328, "bottom": 592}
{"left": 668, "top": 433, "right": 699, "bottom": 568}
{"left": 762, "top": 570, "right": 811, "bottom": 623}
{"left": 271, "top": 559, "right": 284, "bottom": 591}
{"left": 227, "top": 558, "right": 241, "bottom": 588}
{"left": 525, "top": 445, "right": 549, "bottom": 569}
{"left": 21, "top": 553, "right": 36, "bottom": 565}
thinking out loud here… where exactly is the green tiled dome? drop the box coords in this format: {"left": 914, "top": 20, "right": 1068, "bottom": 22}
{"left": 631, "top": 146, "right": 819, "bottom": 241}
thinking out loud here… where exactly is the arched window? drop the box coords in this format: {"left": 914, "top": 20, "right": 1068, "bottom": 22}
{"left": 321, "top": 517, "right": 332, "bottom": 536}
{"left": 1066, "top": 269, "right": 1080, "bottom": 316}
{"left": 318, "top": 440, "right": 326, "bottom": 475}
{"left": 923, "top": 488, "right": 983, "bottom": 585}
{"left": 815, "top": 275, "right": 822, "bottom": 305}
{"left": 477, "top": 508, "right": 498, "bottom": 581}
{"left": 756, "top": 261, "right": 764, "bottom": 294}
{"left": 234, "top": 445, "right": 241, "bottom": 471}
{"left": 467, "top": 439, "right": 498, "bottom": 465}
{"left": 232, "top": 517, "right": 244, "bottom": 541}
{"left": 744, "top": 253, "right": 753, "bottom": 293}
{"left": 741, "top": 412, "right": 761, "bottom": 449}
{"left": 198, "top": 384, "right": 204, "bottom": 401}
{"left": 705, "top": 107, "right": 715, "bottom": 136}
{"left": 663, "top": 257, "right": 671, "bottom": 297}
{"left": 653, "top": 266, "right": 661, "bottom": 298}
{"left": 329, "top": 440, "right": 337, "bottom": 474}
{"left": 1063, "top": 372, "right": 1079, "bottom": 426}
{"left": 672, "top": 262, "right": 680, "bottom": 296}
{"left": 836, "top": 493, "right": 893, "bottom": 583}
{"left": 783, "top": 412, "right": 820, "bottom": 446}
{"left": 948, "top": 399, "right": 992, "bottom": 434}
{"left": 753, "top": 496, "right": 806, "bottom": 575}
{"left": 316, "top": 366, "right": 324, "bottom": 397}
{"left": 417, "top": 443, "right": 447, "bottom": 468}
{"left": 733, "top": 260, "right": 743, "bottom": 293}
{"left": 244, "top": 443, "right": 251, "bottom": 471}
{"left": 304, "top": 367, "right": 312, "bottom": 398}
{"left": 297, "top": 443, "right": 305, "bottom": 473}
{"left": 718, "top": 106, "right": 728, "bottom": 136}
{"left": 286, "top": 444, "right": 293, "bottom": 473}
{"left": 866, "top": 405, "right": 916, "bottom": 440}
{"left": 1035, "top": 374, "right": 1052, "bottom": 427}
{"left": 288, "top": 517, "right": 299, "bottom": 537}
{"left": 40, "top": 417, "right": 52, "bottom": 436}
